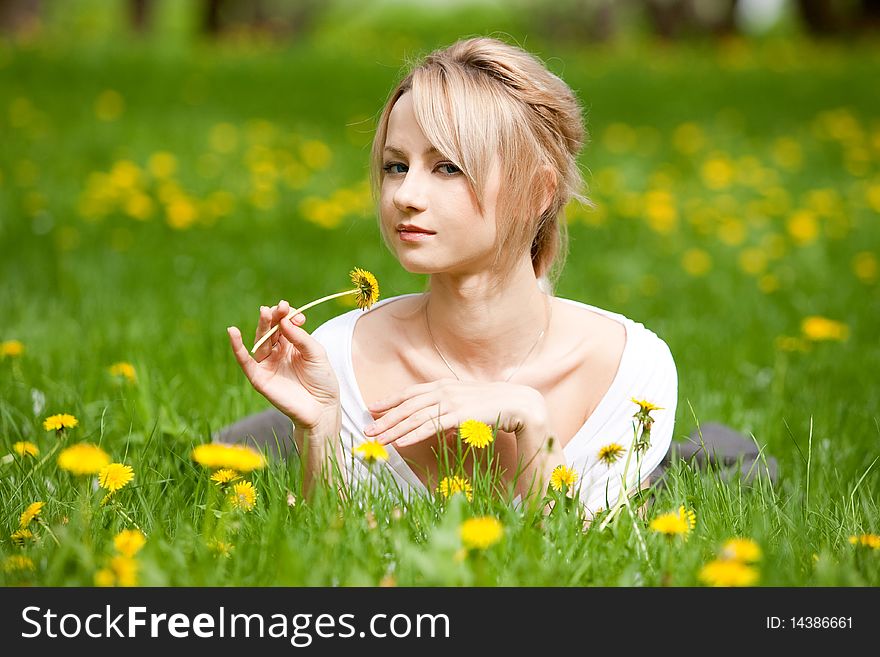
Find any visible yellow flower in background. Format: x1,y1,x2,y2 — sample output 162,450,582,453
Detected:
147,151,177,179
721,538,762,563
598,442,625,466
460,419,494,449
3,555,35,572
699,559,759,587
13,441,39,457
98,463,135,493
437,475,473,501
114,529,146,558
786,209,819,245
108,362,137,383
672,122,705,155
95,89,124,121
191,443,266,472
700,155,734,189
549,465,579,493
1,339,24,357
19,501,44,528
43,413,79,432
649,512,689,536
211,468,240,485
460,517,504,550
801,316,849,342
229,481,258,511
109,555,138,587
10,529,34,546
852,251,878,284
300,139,332,169
681,248,712,277
94,568,116,587
58,443,110,475
353,440,389,464
209,540,235,558
678,505,697,531
848,534,880,549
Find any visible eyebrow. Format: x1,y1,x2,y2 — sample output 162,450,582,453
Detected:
383,145,442,158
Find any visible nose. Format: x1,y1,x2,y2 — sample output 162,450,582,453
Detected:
392,167,428,214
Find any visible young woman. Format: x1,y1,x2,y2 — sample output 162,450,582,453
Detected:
224,37,678,515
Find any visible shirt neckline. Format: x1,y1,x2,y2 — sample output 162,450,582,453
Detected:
343,293,634,490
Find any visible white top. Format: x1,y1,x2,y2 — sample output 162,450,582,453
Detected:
311,293,678,514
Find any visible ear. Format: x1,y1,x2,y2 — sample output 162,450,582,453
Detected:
537,165,558,216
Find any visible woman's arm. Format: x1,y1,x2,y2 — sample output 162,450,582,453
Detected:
294,407,346,500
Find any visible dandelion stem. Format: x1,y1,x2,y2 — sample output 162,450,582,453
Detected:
250,290,359,354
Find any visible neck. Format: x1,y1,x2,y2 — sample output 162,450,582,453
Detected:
421,262,551,382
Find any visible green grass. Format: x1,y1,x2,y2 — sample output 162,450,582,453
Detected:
1,10,879,585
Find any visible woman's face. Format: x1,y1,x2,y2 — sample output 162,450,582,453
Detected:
379,92,501,277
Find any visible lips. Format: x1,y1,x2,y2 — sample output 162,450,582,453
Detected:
396,224,435,234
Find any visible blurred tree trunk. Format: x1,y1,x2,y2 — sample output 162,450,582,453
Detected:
129,0,153,33
0,0,40,33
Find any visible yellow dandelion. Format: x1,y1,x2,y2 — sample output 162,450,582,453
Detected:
19,501,44,528
43,413,79,432
353,440,389,464
598,442,625,466
229,480,258,511
460,419,494,449
678,505,697,531
10,529,34,546
848,534,880,549
94,568,116,587
437,475,473,501
720,538,762,563
3,555,35,572
13,441,39,458
210,540,235,558
211,468,240,485
350,267,380,310
631,398,663,413
549,465,579,492
699,559,759,587
460,516,504,550
113,529,146,557
57,443,111,475
191,443,266,472
649,512,689,536
98,463,134,493
109,555,138,587
801,316,849,342
108,362,137,382
250,268,381,354
1,339,24,357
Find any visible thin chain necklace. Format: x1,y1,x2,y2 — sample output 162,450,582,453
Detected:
424,293,552,383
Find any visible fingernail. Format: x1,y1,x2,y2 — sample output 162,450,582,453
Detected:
295,313,305,322
364,423,376,434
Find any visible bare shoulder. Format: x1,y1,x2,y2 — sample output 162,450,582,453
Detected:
550,298,626,362
352,295,423,357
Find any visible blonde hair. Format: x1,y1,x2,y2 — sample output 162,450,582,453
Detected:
370,36,592,294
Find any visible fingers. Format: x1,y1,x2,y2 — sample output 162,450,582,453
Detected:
253,300,307,361
227,326,258,380
277,316,322,362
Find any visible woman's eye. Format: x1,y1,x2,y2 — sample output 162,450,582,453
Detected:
382,162,407,174
437,162,461,175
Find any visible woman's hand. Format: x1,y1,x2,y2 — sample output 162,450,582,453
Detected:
227,300,340,433
363,378,549,447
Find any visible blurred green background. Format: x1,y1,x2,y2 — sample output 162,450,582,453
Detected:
2,0,879,492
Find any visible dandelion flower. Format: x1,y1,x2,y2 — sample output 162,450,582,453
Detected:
19,501,44,528
114,529,146,558
209,540,234,558
721,538,762,563
549,465,579,492
679,505,697,531
94,568,116,587
649,512,689,536
98,463,134,493
13,441,39,457
460,516,504,550
1,339,24,357
437,475,473,501
631,398,664,413
353,440,389,464
598,442,625,466
848,534,880,549
191,443,266,472
43,413,79,432
229,480,258,511
250,267,381,354
211,468,240,485
108,362,137,382
460,420,494,449
699,559,759,587
57,443,110,475
110,555,138,587
10,529,34,546
3,555,35,572
801,316,849,342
